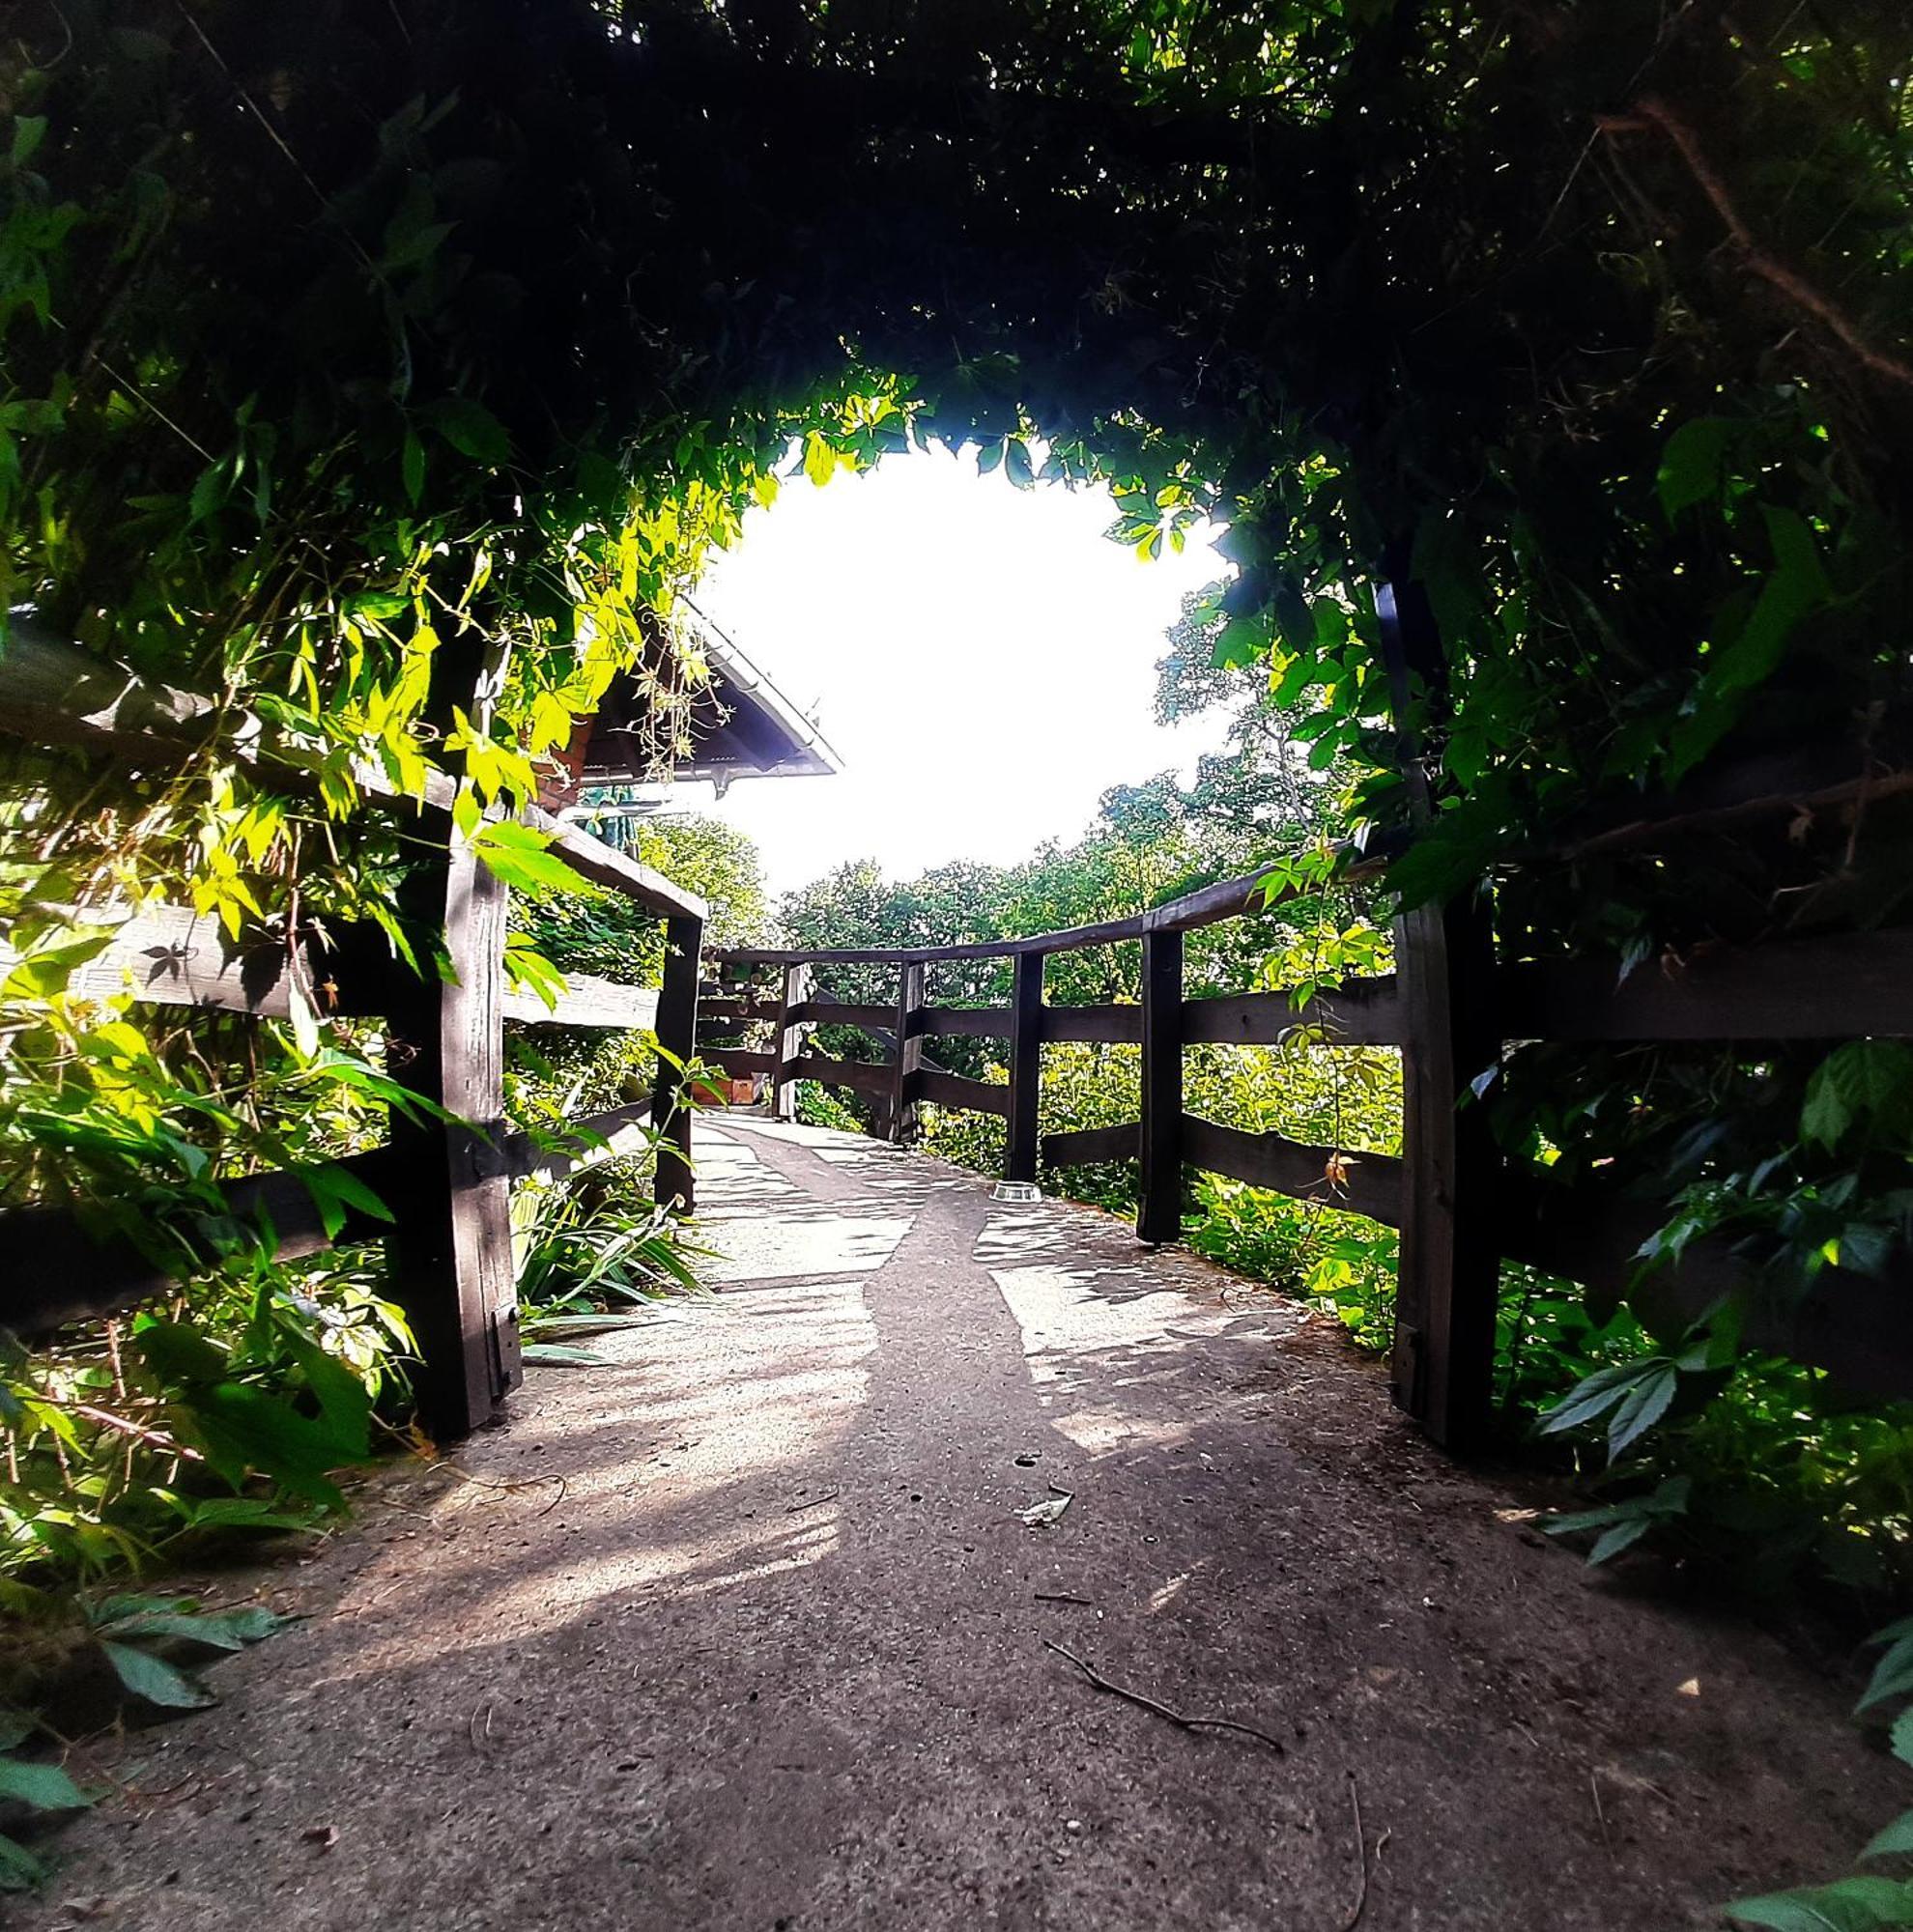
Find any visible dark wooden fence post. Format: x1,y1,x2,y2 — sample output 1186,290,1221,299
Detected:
1378,557,1502,1449
383,634,521,1441
889,960,926,1143
773,960,813,1121
651,913,703,1212
1136,927,1184,1243
1004,950,1045,1185
384,818,524,1440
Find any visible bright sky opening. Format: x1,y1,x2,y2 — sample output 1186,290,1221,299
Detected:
690,444,1233,897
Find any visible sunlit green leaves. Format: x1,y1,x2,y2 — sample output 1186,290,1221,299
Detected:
470,819,584,898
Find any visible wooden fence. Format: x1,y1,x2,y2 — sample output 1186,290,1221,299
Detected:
8,618,1910,1458
704,875,1913,1450
0,628,705,1439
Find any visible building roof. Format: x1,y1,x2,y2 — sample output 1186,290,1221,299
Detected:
577,622,841,792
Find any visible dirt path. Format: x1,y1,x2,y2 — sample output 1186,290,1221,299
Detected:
20,1119,1898,1929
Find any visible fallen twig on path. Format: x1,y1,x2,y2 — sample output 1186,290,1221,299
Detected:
785,1488,840,1514
1041,1639,1284,1755
1034,1592,1095,1605
1589,1766,1612,1853
1340,1771,1377,1931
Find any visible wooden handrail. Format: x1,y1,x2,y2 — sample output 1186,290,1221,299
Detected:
714,857,1382,966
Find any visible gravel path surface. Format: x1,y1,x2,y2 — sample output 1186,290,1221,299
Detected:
17,1117,1898,1930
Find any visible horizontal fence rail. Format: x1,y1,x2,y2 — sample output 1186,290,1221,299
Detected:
7,1098,658,1337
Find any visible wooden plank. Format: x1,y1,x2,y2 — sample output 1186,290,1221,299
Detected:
1042,1004,1142,1044
1179,1116,1404,1227
1004,953,1044,1184
1500,1174,1913,1400
1,1147,401,1334
383,811,523,1441
0,901,304,1019
773,962,814,1122
503,1102,653,1185
794,1053,892,1101
806,1000,895,1030
650,914,702,1212
522,806,707,921
1379,561,1501,1452
922,1005,1013,1038
0,617,462,811
2,1102,660,1335
917,1067,1011,1117
503,973,659,1030
1042,1121,1140,1168
1503,931,1913,1041
0,907,664,1035
1136,928,1184,1244
0,618,257,762
889,962,926,1142
1182,980,1407,1047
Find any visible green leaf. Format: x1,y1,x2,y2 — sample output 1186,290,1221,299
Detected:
1586,1517,1653,1565
402,429,426,506
1538,1359,1650,1435
299,1161,395,1242
428,397,510,466
129,1319,229,1385
185,1381,362,1506
1859,1634,1913,1713
283,1332,373,1457
0,1755,92,1812
803,431,838,486
1657,417,1731,522
112,26,173,60
1891,1708,1913,1771
1272,579,1313,654
1706,506,1832,700
1862,1809,1913,1863
1606,1363,1677,1458
1003,438,1035,488
1803,1042,1913,1152
96,1603,298,1652
10,117,47,168
471,821,584,897
1,933,114,1001
100,1640,217,1710
1725,1876,1913,1930
0,1832,47,1891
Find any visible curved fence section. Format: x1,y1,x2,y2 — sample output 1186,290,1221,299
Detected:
706,867,1913,1451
